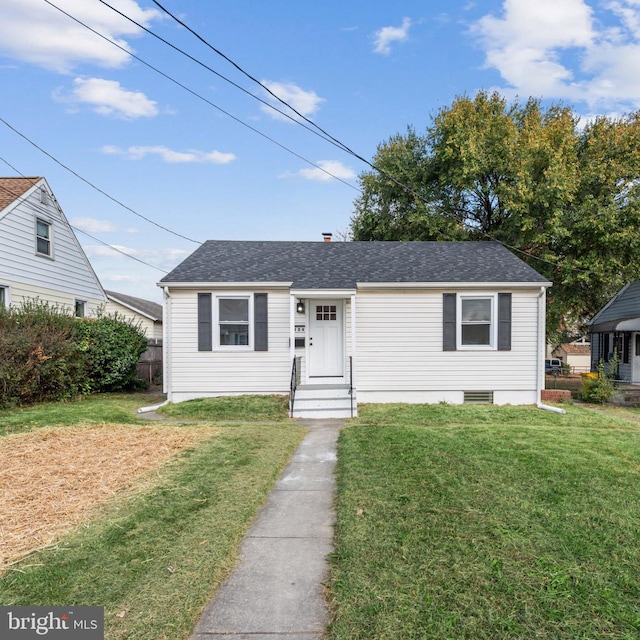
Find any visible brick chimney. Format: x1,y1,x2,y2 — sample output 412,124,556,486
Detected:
322,232,332,242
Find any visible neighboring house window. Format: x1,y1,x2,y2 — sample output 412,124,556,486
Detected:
75,300,86,318
0,286,6,309
197,293,268,352
443,292,511,351
36,218,52,257
218,296,251,347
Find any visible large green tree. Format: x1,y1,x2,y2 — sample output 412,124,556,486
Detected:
351,91,640,342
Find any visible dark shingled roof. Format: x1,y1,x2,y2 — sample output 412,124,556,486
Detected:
105,290,162,321
160,241,549,288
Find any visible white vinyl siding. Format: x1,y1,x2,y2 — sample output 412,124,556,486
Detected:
0,279,104,316
169,288,290,397
354,288,539,395
0,180,105,312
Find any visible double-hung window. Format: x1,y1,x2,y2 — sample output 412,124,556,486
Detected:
36,218,52,257
444,292,511,352
0,286,6,309
75,300,86,318
459,295,495,349
218,296,251,347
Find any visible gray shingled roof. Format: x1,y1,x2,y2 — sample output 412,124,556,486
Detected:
160,241,549,288
589,281,640,332
105,290,162,321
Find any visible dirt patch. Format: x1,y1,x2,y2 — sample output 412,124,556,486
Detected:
0,424,216,571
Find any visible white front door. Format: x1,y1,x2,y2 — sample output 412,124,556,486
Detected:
309,300,344,378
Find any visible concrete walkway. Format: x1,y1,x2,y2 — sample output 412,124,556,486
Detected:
189,418,343,640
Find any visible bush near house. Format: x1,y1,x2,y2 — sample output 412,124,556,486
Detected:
0,301,148,407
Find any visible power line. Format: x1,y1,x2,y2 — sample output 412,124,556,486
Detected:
0,115,200,244
0,159,167,273
43,0,360,191
149,0,357,157
92,0,348,152
40,0,587,275
143,1,580,273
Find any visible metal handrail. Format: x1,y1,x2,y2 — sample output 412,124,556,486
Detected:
289,356,300,417
349,355,354,418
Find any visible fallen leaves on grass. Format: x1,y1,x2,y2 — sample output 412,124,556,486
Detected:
0,424,216,571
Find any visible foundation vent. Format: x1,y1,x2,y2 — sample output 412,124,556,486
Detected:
463,391,494,404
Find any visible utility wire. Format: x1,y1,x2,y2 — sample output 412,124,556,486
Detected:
93,0,347,152
43,0,585,274
145,1,581,273
0,115,199,244
0,159,168,273
43,0,360,191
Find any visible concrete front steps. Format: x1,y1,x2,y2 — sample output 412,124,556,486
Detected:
291,384,356,419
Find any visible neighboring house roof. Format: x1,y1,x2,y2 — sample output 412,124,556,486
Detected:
160,240,549,288
558,344,591,356
0,177,42,216
589,281,640,332
105,290,162,322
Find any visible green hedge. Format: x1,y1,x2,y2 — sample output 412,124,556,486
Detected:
0,301,149,408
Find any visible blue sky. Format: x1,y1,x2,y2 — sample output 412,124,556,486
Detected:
1,0,640,302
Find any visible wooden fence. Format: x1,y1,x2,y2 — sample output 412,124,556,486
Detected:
137,340,162,385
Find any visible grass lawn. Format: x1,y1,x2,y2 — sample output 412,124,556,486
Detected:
327,403,640,640
0,394,305,640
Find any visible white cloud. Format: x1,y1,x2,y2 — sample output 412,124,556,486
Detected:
472,0,640,112
71,217,138,233
260,81,325,121
295,160,357,182
0,0,161,73
101,145,236,164
373,17,412,55
85,244,189,269
64,77,158,119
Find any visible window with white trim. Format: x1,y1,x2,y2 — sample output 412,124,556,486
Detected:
458,294,496,349
0,286,6,309
36,218,52,257
217,295,252,348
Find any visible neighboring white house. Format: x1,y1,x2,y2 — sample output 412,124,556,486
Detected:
159,240,551,418
0,177,105,315
589,281,640,384
105,290,163,343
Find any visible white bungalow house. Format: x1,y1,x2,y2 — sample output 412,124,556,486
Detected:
0,177,105,315
159,240,551,418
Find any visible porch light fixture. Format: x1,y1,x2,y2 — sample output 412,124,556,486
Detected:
296,300,305,314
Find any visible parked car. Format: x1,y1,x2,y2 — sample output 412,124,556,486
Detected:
545,358,563,374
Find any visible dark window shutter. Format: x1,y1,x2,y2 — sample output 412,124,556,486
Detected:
443,293,456,351
254,293,268,351
497,293,512,351
197,293,212,351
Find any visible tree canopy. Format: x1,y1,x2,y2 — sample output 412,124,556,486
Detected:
350,91,640,343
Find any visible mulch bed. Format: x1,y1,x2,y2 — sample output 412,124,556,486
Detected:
0,424,216,572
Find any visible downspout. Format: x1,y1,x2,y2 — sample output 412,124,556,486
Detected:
536,285,566,414
162,285,171,400
139,285,171,414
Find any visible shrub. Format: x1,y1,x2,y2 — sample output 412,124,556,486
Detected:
578,356,618,404
77,312,149,393
0,301,149,407
0,301,88,407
